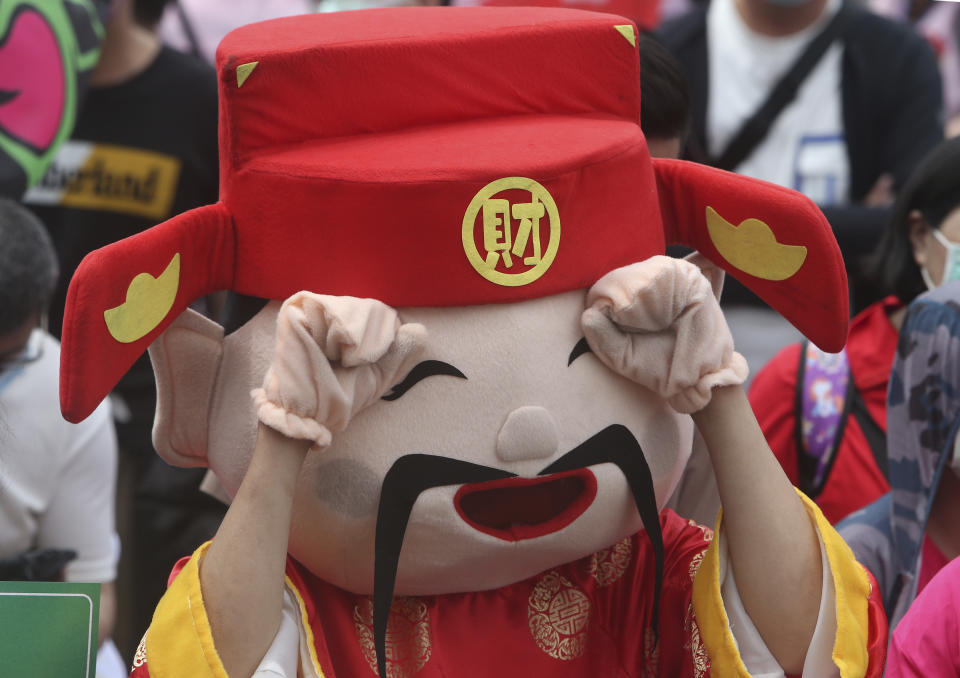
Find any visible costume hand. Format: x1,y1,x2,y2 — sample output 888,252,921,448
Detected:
251,292,426,448
581,255,747,413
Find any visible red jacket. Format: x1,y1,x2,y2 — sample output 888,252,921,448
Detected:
749,297,899,524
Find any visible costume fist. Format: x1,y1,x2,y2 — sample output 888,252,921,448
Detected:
581,255,747,413
251,292,426,447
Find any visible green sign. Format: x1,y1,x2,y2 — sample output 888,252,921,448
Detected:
0,581,100,677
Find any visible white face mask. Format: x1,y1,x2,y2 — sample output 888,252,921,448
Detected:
921,229,960,290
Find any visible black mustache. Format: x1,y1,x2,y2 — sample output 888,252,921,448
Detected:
371,424,664,678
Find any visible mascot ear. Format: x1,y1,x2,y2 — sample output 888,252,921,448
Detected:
149,308,225,468
684,251,724,301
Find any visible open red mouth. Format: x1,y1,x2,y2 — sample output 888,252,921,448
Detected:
454,468,597,541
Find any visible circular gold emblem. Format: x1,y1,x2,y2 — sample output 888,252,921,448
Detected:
462,177,561,287
353,596,432,678
586,535,634,587
528,570,591,660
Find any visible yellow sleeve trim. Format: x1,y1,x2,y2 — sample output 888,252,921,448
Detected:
145,542,229,678
691,490,872,678
810,492,871,677
285,574,326,678
691,509,750,677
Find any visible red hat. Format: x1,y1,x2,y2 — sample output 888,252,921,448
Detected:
59,7,847,422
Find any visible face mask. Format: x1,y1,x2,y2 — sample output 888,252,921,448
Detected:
920,229,960,289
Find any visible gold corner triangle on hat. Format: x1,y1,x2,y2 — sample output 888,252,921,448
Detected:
614,25,636,47
237,61,259,88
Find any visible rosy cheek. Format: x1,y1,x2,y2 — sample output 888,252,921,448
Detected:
313,457,382,518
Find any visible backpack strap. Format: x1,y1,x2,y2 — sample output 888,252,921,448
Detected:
794,341,853,497
849,386,889,480
711,4,853,171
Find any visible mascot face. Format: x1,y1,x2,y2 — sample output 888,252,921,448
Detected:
170,287,692,596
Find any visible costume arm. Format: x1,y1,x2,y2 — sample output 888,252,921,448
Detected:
695,506,885,677
690,385,823,673
131,537,305,678
692,387,886,676
199,424,311,678
747,343,804,487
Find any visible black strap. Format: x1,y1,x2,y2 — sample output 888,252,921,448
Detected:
793,342,809,489
175,1,203,60
711,5,852,171
849,387,889,480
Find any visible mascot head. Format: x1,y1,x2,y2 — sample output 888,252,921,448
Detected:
58,7,848,675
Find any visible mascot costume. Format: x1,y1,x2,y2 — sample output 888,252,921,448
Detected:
57,8,886,677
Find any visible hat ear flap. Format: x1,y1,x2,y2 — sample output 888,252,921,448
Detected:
653,158,848,352
150,309,225,468
59,203,234,423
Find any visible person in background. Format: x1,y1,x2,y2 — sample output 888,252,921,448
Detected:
656,0,943,377
0,199,124,677
748,137,960,525
885,556,960,677
159,0,318,64
22,0,224,661
839,280,960,636
867,0,960,138
638,34,691,159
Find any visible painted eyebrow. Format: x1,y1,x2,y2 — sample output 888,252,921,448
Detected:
568,337,592,366
382,360,467,401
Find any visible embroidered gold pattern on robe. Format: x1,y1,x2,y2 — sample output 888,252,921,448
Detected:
586,535,633,586
687,520,714,544
684,602,710,678
529,570,591,660
132,633,147,668
643,626,661,678
684,543,711,677
354,596,432,677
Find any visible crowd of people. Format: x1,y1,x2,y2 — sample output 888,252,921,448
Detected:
1,0,960,676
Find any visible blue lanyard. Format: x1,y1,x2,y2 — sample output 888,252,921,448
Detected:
0,365,26,396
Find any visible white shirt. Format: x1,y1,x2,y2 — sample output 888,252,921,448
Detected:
0,330,118,583
706,0,850,206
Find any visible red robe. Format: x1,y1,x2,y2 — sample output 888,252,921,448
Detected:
130,508,886,678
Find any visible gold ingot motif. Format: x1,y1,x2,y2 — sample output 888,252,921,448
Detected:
353,596,432,678
528,570,591,660
462,177,561,287
586,535,633,587
705,206,807,281
104,252,181,343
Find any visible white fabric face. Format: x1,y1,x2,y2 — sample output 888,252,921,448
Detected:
201,290,694,596
706,0,850,206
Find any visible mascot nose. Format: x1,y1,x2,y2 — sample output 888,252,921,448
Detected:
496,406,560,462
